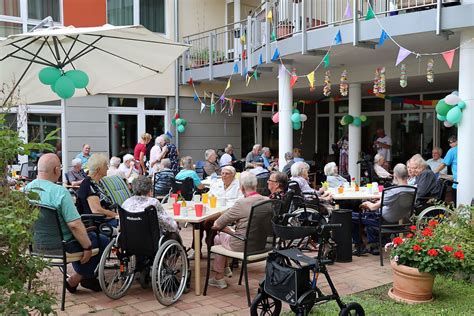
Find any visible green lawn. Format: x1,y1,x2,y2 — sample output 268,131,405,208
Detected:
304,276,473,315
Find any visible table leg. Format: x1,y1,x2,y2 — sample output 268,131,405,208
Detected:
193,223,201,295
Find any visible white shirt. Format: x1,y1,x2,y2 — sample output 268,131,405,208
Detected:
374,164,392,179
107,167,125,178
149,145,163,173
376,135,392,161
209,178,243,207
219,153,233,167
118,163,139,183
427,158,447,175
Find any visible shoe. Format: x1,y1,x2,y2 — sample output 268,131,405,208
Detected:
208,278,228,289
352,247,368,256
65,279,78,293
187,249,195,260
80,278,102,292
369,247,380,256
224,267,233,278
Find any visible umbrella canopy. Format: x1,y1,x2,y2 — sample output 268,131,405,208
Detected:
0,24,189,104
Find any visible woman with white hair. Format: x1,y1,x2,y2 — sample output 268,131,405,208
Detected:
204,149,221,176
374,154,392,179
290,161,332,202
324,162,349,188
107,156,125,178
149,136,168,174
67,158,87,186
209,166,243,206
76,154,118,222
119,154,139,183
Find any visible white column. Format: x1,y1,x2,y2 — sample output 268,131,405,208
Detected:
457,28,474,206
234,0,241,22
278,65,293,171
348,83,361,182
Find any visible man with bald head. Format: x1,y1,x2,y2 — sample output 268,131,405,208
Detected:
25,153,107,292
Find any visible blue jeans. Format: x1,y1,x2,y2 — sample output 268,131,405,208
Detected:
65,232,109,279
351,212,380,245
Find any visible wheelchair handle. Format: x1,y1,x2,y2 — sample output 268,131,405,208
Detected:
321,223,342,231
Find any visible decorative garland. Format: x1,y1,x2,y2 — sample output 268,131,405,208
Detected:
435,92,466,127
427,59,434,83
171,112,188,133
340,70,348,96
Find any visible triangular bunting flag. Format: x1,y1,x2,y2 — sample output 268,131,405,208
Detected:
335,30,342,45
271,48,280,61
210,103,216,114
306,71,315,88
219,94,226,104
267,10,273,22
233,62,239,74
343,0,352,18
395,47,411,66
259,53,263,65
378,30,388,47
442,49,455,69
240,34,246,44
366,7,375,20
187,77,193,86
271,31,277,42
200,102,206,113
246,74,252,86
253,70,258,80
323,53,330,68
242,50,247,60
226,78,231,90
193,93,198,102
290,74,298,88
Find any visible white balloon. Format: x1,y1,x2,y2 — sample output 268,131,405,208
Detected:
300,114,308,122
444,121,453,128
445,94,461,106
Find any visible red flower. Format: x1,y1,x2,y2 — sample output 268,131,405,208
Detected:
422,227,433,237
406,233,414,238
454,250,465,260
409,225,417,231
393,237,403,246
428,219,438,227
418,239,425,243
412,244,422,252
427,249,439,257
443,245,454,252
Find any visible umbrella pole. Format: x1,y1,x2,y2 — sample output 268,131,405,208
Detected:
61,99,68,182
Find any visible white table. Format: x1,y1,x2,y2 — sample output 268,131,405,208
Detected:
328,188,381,201
162,201,229,295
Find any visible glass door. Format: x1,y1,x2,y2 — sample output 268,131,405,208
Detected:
241,116,256,158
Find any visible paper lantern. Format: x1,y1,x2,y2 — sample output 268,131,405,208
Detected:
300,114,308,122
435,99,452,116
54,76,75,99
445,94,461,106
292,121,301,130
272,112,279,123
38,67,62,85
291,113,301,123
353,117,362,127
446,106,462,124
177,125,185,133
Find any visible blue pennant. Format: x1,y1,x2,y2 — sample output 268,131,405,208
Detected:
193,93,198,102
271,48,280,61
378,30,388,47
219,94,226,104
335,30,342,45
258,53,263,65
233,62,239,74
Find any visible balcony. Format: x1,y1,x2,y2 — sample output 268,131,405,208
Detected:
182,0,463,82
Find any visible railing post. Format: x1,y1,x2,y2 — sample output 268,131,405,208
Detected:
301,0,307,54
182,39,188,84
208,32,213,80
327,0,334,25
436,0,442,35
265,2,271,63
247,15,252,69
353,0,359,46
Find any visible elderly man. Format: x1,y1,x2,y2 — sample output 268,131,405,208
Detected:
76,144,91,168
153,158,175,196
175,156,205,191
219,144,235,167
245,144,263,168
268,171,288,200
427,147,447,175
282,152,294,176
373,129,392,167
208,172,268,289
25,153,107,292
411,154,442,202
67,158,87,186
149,135,168,174
434,135,458,203
204,149,221,176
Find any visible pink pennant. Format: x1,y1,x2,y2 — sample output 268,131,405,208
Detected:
395,47,411,66
344,0,352,19
442,50,455,69
290,75,298,88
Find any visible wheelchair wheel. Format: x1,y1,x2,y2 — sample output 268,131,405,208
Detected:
416,205,453,229
151,239,188,306
98,238,136,299
250,291,282,316
339,302,365,316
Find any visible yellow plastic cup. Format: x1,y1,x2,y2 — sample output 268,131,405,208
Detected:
202,193,209,204
210,196,217,208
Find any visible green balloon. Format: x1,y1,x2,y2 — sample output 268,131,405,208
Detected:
359,115,367,122
446,106,462,124
171,118,176,126
181,119,187,126
342,115,353,125
436,114,446,121
292,108,300,114
177,125,185,133
292,121,301,130
291,113,301,123
435,99,452,116
353,117,362,127
65,70,89,88
39,67,62,85
54,76,75,99
457,101,466,110
175,118,183,126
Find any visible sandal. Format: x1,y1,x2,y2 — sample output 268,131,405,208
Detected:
65,279,78,293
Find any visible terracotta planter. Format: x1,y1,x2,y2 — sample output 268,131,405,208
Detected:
388,260,435,304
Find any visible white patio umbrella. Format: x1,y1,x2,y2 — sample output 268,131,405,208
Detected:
0,23,189,174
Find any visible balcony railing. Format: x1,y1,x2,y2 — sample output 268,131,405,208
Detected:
183,0,457,72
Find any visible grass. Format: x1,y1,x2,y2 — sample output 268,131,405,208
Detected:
303,276,473,315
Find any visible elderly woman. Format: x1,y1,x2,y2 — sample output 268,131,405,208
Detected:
209,166,243,206
119,154,139,183
162,134,180,174
134,133,152,175
374,154,392,179
107,156,125,178
204,149,221,176
411,154,442,201
67,158,87,186
406,158,416,186
268,171,288,200
290,161,332,202
324,162,349,188
175,156,205,191
208,172,268,289
122,176,179,238
76,154,118,224
149,135,168,174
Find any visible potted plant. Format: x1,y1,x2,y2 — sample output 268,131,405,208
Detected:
385,209,471,304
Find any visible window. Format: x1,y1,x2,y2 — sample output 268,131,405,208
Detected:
3,112,17,130
262,117,278,156
317,117,329,154
317,101,329,114
27,113,61,160
0,21,22,37
144,97,165,110
145,115,164,139
391,95,420,111
241,102,257,113
241,117,255,157
335,100,348,113
109,114,137,158
140,0,165,33
107,0,133,26
108,97,138,107
28,0,60,22
1,0,20,16
391,113,421,163
361,115,384,157
362,98,384,112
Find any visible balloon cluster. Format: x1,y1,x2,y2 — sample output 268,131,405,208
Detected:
271,109,307,130
340,114,367,127
38,66,89,99
171,113,187,133
435,92,466,128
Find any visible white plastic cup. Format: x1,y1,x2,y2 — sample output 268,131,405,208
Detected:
193,195,201,203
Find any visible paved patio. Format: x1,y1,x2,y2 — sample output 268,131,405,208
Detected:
50,226,393,315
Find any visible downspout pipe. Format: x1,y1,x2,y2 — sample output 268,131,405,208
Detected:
174,0,180,149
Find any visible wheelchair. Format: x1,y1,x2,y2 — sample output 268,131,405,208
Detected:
98,205,189,306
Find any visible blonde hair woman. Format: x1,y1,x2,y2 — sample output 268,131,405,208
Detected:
134,133,152,175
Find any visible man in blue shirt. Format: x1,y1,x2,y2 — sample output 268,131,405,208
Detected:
175,156,205,191
75,144,91,168
434,135,458,204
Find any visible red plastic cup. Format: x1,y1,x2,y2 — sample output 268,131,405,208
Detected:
173,203,181,216
195,203,204,217
378,185,384,193
171,193,179,200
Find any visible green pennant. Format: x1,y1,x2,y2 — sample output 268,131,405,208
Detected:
210,103,216,114
253,70,258,80
271,31,277,42
365,7,375,20
323,53,330,68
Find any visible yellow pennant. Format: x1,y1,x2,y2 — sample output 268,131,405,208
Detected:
267,10,273,22
240,34,246,44
306,71,315,88
226,78,231,90
246,74,252,86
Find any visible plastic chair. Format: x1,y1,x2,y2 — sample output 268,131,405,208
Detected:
100,175,132,206
172,177,195,201
195,160,206,179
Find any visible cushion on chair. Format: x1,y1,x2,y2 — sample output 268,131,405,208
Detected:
48,248,100,264
210,245,270,261
100,175,132,206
